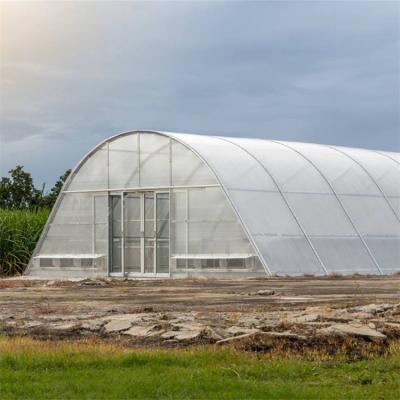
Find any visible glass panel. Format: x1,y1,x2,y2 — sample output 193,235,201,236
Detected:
144,192,154,238
111,238,122,273
144,239,154,273
124,193,141,237
156,193,169,239
156,241,169,273
125,238,141,273
111,196,122,237
110,195,122,273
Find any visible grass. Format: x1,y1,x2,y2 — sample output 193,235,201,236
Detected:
0,337,399,399
0,209,49,275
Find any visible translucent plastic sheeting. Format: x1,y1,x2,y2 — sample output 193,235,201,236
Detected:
38,192,108,256
139,134,170,187
228,190,302,236
66,133,217,192
311,237,378,274
30,131,400,278
387,197,400,220
338,147,400,197
170,133,277,192
278,142,382,196
171,140,217,186
365,237,400,273
285,193,356,236
67,146,108,191
225,138,331,194
170,187,256,272
339,195,400,236
108,135,139,189
256,236,325,276
169,133,326,275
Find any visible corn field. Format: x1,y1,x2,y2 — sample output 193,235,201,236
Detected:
0,209,49,275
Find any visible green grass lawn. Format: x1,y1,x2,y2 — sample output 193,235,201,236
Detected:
0,338,399,399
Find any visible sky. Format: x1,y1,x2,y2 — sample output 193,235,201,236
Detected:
0,1,399,189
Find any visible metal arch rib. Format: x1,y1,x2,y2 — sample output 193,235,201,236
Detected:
374,150,400,166
272,140,383,276
328,145,400,223
217,136,329,276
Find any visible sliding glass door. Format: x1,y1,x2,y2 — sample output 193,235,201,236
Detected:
110,191,170,276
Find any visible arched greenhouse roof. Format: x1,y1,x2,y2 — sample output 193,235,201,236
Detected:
32,130,400,277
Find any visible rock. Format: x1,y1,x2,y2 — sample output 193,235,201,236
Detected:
123,325,157,337
22,321,43,329
262,331,307,340
103,319,132,333
318,323,386,339
50,322,80,331
226,326,261,336
216,330,306,345
289,313,320,323
162,325,222,342
81,319,106,331
348,304,396,315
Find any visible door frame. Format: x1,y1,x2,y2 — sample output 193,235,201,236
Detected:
108,190,170,278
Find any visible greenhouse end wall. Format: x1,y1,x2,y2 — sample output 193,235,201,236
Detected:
26,130,400,279
26,131,264,279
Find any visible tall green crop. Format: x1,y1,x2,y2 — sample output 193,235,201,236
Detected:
0,209,49,275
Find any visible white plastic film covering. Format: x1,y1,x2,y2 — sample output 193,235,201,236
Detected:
339,147,400,197
171,140,217,186
139,134,170,187
67,146,108,191
227,138,331,194
38,192,108,258
30,130,400,278
66,133,217,192
170,186,261,275
108,135,139,189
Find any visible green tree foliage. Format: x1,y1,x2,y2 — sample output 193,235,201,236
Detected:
41,169,71,209
0,165,42,209
0,166,71,210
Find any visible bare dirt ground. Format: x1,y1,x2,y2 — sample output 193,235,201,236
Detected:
1,276,400,357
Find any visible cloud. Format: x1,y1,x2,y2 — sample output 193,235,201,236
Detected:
0,1,399,186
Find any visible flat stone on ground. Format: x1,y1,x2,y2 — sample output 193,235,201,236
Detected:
103,319,132,333
318,323,386,339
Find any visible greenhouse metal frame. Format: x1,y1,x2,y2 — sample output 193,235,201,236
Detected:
26,130,400,279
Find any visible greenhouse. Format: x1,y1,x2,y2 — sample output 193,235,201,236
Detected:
26,130,400,279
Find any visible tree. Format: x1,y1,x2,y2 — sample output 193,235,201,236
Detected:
43,169,71,208
0,166,71,210
0,165,42,209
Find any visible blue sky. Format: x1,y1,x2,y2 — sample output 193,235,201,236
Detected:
0,1,399,188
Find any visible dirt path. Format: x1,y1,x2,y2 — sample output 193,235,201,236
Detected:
1,276,399,356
